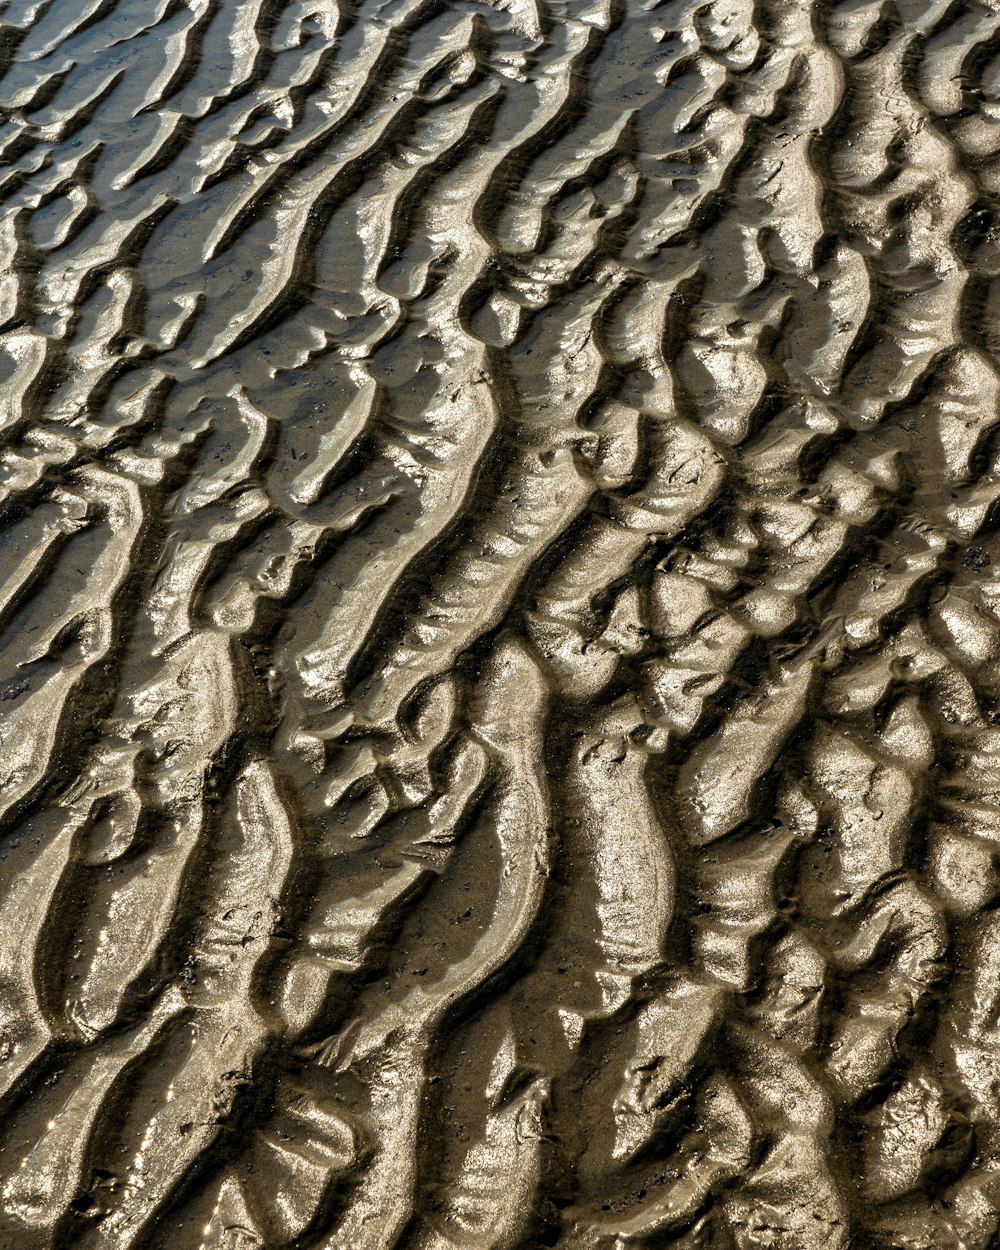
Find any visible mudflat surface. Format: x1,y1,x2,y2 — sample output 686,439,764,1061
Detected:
0,0,997,1247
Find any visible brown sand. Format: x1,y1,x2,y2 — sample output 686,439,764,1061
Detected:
0,0,994,1246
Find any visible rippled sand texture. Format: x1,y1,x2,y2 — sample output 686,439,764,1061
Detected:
2,0,1000,1246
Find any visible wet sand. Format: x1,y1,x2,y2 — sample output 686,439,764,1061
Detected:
0,0,996,1246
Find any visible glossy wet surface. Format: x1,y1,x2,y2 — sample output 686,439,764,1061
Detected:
0,1,997,1247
